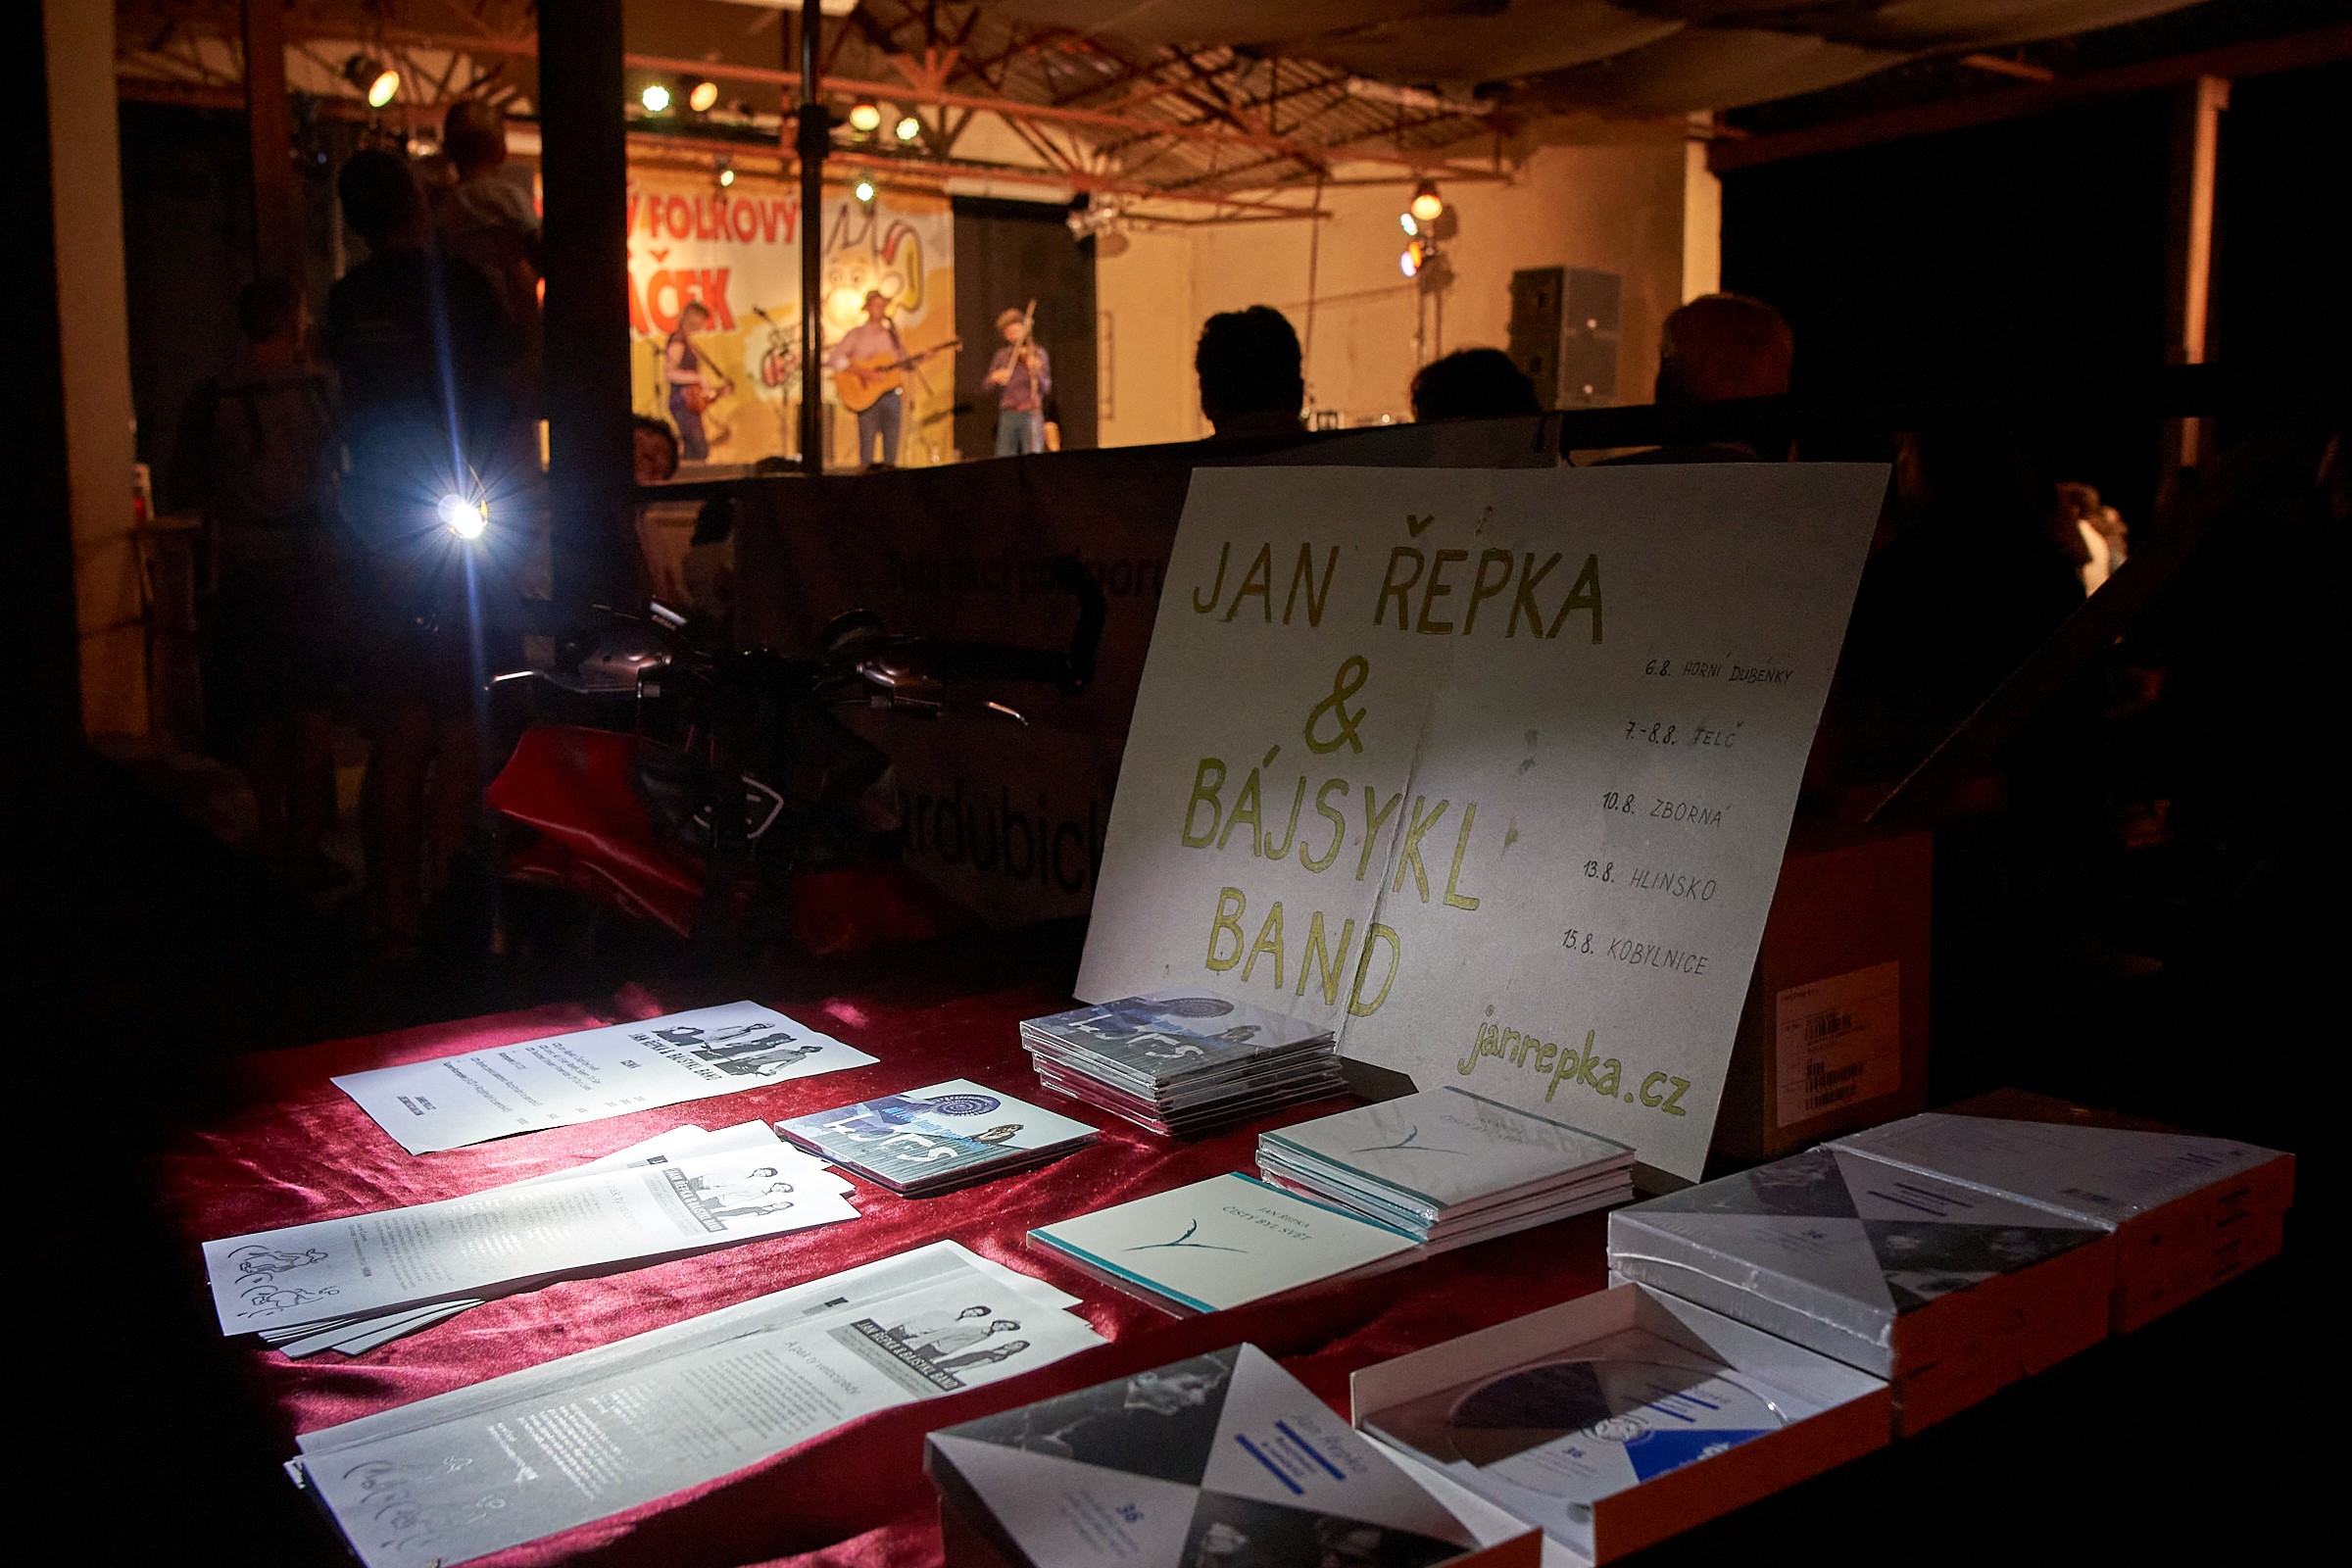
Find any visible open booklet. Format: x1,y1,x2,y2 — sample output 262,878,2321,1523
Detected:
332,1002,878,1154
256,1121,801,1357
287,1241,1104,1568
204,1128,857,1337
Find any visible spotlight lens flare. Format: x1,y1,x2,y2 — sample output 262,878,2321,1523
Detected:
641,83,671,114
688,79,719,113
367,69,400,109
439,494,489,540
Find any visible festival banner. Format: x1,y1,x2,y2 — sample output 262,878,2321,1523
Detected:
626,172,956,467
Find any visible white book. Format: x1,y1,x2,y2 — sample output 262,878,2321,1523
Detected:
1029,1172,1418,1314
1262,1089,1633,1225
1256,1147,1629,1239
1829,1112,2290,1235
332,1002,877,1153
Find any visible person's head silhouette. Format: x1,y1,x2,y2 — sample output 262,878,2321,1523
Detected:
1410,348,1542,421
1654,294,1792,408
1195,307,1305,439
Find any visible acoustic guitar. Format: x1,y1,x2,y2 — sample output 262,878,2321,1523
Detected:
836,337,962,414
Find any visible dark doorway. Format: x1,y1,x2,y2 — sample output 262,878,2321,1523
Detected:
953,197,1098,460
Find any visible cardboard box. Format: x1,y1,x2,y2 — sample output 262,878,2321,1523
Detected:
1711,820,1934,1162
1351,1284,1888,1563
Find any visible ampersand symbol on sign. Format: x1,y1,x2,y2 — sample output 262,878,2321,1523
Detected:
1303,655,1369,755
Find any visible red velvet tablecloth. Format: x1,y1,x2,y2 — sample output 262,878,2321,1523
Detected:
163,978,1610,1568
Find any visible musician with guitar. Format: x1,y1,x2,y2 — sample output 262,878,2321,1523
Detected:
984,302,1053,457
663,300,732,461
827,289,959,469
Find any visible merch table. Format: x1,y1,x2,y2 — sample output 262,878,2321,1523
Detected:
164,971,1610,1568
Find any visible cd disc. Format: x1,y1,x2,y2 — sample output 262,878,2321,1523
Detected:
1442,1356,1787,1468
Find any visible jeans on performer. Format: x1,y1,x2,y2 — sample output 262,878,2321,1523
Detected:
856,389,903,467
667,392,708,461
995,409,1045,457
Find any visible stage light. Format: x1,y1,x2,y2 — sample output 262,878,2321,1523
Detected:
847,100,882,133
439,493,489,540
1398,211,1418,237
853,175,877,206
344,54,400,109
640,82,671,114
1399,239,1426,279
895,114,922,143
1410,179,1444,223
688,79,720,113
718,164,736,188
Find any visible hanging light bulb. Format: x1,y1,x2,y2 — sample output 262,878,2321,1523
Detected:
894,114,922,143
688,79,720,114
640,82,672,114
344,54,401,110
847,100,882,133
1409,179,1444,223
852,175,878,206
1398,211,1418,237
717,163,736,188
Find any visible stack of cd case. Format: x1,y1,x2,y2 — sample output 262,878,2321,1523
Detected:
777,1078,1097,1197
1020,990,1342,1137
1829,1089,2293,1333
1606,1143,2117,1435
1256,1088,1636,1251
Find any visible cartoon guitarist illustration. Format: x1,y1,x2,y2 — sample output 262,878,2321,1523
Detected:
825,289,958,469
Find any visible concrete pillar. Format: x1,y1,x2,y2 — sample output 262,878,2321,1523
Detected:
45,0,144,736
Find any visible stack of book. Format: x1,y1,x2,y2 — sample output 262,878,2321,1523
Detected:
1830,1090,2293,1333
1606,1143,2115,1434
1020,991,1341,1137
1256,1088,1635,1251
778,1078,1098,1197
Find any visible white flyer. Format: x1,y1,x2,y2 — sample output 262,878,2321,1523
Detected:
289,1245,1103,1568
332,1002,878,1153
1076,466,1884,1179
203,1145,855,1334
269,1121,797,1356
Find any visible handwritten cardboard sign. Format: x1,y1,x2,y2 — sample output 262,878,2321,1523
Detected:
1076,465,1886,1178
